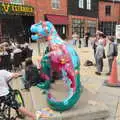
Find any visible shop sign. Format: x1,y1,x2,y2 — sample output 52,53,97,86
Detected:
0,3,34,15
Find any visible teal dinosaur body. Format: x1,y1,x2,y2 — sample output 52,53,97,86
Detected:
30,21,81,111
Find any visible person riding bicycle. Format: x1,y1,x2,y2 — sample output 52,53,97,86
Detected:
0,70,47,120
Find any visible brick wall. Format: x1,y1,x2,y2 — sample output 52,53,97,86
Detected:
99,1,120,22
28,0,67,22
1,0,67,22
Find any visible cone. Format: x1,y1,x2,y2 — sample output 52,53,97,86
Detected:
104,57,120,87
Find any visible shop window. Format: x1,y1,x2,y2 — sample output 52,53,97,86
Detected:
51,0,60,9
87,0,91,10
79,0,84,9
105,5,111,16
72,19,85,38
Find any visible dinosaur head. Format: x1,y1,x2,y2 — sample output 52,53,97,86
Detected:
30,21,57,41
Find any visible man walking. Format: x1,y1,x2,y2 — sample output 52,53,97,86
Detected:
106,36,118,75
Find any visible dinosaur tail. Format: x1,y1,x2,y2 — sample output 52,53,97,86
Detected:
47,70,81,111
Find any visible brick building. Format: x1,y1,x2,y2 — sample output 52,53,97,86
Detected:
99,0,120,35
0,0,68,43
0,0,34,43
28,0,68,39
68,0,98,39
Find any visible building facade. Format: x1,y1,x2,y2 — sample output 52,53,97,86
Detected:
0,0,68,43
99,0,120,35
0,0,34,43
28,0,68,39
68,0,98,39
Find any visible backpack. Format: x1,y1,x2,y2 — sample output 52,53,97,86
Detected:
113,44,118,57
84,60,93,66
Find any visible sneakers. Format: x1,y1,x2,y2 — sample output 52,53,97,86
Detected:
36,111,42,120
95,72,101,75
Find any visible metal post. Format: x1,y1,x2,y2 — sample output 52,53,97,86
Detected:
37,40,41,56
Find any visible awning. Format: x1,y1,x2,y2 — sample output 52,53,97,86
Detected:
46,14,68,25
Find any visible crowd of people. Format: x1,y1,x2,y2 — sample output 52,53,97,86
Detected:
91,31,118,75
72,30,118,76
0,41,33,71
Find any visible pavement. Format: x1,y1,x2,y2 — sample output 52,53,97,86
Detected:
11,41,120,120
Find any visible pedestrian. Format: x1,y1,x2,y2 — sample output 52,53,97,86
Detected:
106,36,118,75
95,40,105,75
98,33,106,47
21,58,43,90
84,32,90,47
72,32,79,46
78,38,81,48
91,34,98,65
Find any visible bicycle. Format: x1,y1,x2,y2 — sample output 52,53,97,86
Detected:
0,78,25,120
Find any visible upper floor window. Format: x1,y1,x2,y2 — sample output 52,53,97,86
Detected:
105,6,111,16
87,0,91,10
51,0,60,9
79,0,84,9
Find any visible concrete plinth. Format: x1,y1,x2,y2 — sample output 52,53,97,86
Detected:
30,83,109,120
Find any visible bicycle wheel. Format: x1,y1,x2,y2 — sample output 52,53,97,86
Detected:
0,104,11,120
13,90,25,119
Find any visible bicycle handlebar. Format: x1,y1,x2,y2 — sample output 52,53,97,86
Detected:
7,74,22,89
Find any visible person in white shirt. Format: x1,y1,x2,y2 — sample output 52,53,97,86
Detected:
72,32,79,45
0,70,36,120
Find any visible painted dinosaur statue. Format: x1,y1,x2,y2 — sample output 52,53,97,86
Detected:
30,21,81,111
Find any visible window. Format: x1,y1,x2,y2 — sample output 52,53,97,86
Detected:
79,0,84,8
51,0,60,9
87,0,91,10
105,6,111,16
72,19,85,38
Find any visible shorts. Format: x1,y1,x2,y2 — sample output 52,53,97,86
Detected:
0,92,21,110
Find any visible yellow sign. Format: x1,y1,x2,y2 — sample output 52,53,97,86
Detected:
2,4,10,12
0,3,34,15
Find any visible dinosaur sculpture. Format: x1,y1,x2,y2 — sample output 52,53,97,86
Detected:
30,21,81,111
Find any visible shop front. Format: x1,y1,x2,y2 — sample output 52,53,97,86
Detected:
99,21,116,36
45,14,68,40
69,16,98,39
0,3,34,44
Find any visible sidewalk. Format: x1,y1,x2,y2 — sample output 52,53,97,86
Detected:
11,42,120,120
74,45,120,120
30,42,120,120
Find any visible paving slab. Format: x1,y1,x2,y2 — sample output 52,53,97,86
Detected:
98,86,120,97
25,79,109,120
60,88,109,120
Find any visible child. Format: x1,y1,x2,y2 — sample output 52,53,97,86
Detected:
22,58,42,90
